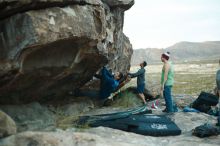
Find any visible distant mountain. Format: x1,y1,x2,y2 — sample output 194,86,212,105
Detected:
131,41,220,65
131,48,163,65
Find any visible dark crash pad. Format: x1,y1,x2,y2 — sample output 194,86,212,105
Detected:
192,91,219,113
77,105,181,136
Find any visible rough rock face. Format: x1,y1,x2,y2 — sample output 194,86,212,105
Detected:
0,110,17,138
0,0,133,103
59,100,94,116
0,102,55,132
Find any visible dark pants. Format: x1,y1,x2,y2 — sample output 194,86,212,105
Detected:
137,83,145,94
74,89,100,98
163,86,174,112
100,67,117,99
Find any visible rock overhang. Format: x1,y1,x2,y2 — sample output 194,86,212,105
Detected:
0,0,133,103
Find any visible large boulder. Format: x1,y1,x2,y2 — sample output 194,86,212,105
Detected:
58,96,94,116
0,102,55,132
0,0,133,103
0,110,17,138
103,0,134,10
0,0,102,19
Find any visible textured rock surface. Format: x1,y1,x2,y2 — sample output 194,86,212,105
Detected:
0,102,55,132
0,110,17,138
0,0,133,103
103,0,134,10
0,0,102,20
0,112,219,146
58,97,94,116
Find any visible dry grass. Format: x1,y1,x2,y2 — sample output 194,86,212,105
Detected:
111,90,142,107
129,62,219,95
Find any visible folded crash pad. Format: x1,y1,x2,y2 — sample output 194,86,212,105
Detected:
77,106,181,136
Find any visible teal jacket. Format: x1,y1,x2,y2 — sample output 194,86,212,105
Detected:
129,67,145,85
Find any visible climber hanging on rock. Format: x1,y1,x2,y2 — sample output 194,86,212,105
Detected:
96,66,124,99
71,66,125,101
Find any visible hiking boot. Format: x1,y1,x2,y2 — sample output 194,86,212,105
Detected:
108,94,114,100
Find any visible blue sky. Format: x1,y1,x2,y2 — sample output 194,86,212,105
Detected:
124,0,220,49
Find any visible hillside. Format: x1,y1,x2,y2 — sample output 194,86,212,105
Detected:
131,41,220,65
